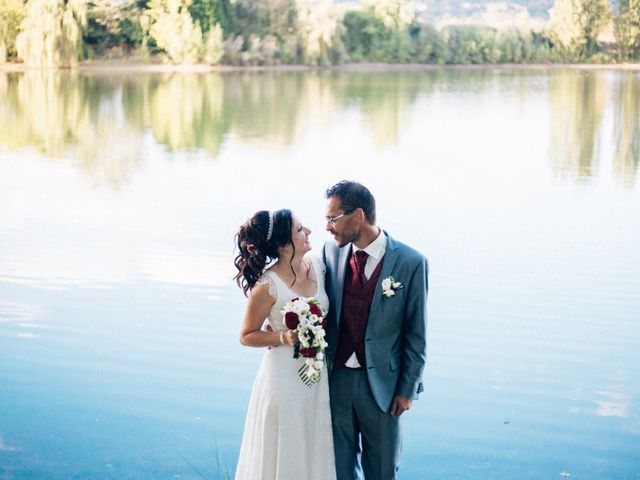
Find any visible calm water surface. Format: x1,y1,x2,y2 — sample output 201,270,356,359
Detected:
1,68,639,479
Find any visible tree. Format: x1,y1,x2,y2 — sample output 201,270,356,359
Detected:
614,0,640,59
362,0,414,31
16,0,87,67
234,0,298,39
0,0,25,61
144,0,203,63
341,10,392,60
549,0,610,58
409,24,448,64
188,0,235,36
231,0,300,63
84,0,147,54
361,0,414,61
297,0,344,65
202,22,224,64
444,26,501,64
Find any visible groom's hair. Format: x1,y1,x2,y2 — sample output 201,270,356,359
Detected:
326,181,376,225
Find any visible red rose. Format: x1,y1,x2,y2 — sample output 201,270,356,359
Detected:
309,302,322,317
284,311,300,330
321,318,328,330
300,347,316,358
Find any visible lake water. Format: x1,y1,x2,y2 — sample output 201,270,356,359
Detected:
1,67,639,479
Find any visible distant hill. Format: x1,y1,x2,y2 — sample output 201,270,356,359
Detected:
415,0,555,20
336,1,619,23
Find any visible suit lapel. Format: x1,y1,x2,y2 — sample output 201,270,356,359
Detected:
368,233,400,323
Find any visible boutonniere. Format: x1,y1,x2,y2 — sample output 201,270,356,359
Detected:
381,276,403,298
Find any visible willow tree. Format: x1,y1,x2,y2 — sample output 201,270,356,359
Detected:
16,0,87,67
549,0,610,58
297,0,344,65
0,0,25,61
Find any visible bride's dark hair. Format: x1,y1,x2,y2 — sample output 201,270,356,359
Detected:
234,209,294,296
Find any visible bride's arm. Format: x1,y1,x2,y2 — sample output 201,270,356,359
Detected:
239,283,297,347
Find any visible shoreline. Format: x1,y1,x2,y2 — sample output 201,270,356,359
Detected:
2,60,640,73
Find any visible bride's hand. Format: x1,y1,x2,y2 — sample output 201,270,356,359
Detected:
283,330,298,346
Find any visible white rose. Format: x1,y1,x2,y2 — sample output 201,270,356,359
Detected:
382,278,392,290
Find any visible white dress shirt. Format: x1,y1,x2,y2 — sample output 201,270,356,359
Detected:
345,230,387,368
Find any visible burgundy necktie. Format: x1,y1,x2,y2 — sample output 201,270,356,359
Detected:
354,250,369,286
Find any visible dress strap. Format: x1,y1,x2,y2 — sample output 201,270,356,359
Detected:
256,272,277,299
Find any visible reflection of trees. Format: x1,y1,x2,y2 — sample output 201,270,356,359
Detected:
0,69,498,173
613,73,639,188
122,74,227,156
0,72,92,156
332,71,426,148
0,72,142,188
120,70,424,153
549,70,606,181
121,72,307,154
224,73,306,148
4,68,638,191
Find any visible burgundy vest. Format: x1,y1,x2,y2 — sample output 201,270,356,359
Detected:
334,253,384,368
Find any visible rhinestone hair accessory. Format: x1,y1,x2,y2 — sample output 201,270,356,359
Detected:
266,211,274,241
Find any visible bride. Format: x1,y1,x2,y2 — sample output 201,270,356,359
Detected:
233,209,336,480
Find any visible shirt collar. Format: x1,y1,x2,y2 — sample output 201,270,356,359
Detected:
352,229,387,260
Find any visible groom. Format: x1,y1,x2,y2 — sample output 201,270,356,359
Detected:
322,180,428,480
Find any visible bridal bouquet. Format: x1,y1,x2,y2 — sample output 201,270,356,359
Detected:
281,297,328,387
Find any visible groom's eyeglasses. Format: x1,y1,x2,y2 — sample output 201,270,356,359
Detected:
326,209,355,226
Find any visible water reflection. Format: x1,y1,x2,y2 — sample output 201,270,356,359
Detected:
613,74,640,188
549,70,606,182
332,72,423,148
0,301,36,323
1,69,639,187
2,68,640,480
0,435,19,452
0,72,90,156
0,72,141,188
595,390,630,418
122,74,228,155
593,370,633,418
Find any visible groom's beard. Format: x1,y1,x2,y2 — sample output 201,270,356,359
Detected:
333,227,359,248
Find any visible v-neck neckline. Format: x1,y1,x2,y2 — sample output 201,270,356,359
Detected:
268,259,319,298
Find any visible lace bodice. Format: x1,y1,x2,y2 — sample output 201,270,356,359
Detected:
257,256,329,333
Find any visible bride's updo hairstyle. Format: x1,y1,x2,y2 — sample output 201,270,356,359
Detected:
234,209,293,296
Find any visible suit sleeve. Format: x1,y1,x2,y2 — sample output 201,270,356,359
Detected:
396,256,428,400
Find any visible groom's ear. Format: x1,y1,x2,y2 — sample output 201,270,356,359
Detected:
354,208,366,224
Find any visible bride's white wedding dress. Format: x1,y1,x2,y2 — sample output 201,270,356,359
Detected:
235,256,336,480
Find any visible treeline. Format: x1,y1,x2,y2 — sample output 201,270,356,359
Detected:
1,0,639,67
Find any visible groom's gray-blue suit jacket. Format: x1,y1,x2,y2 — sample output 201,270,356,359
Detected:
323,232,428,412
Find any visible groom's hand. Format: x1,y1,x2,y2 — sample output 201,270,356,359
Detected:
390,396,412,416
